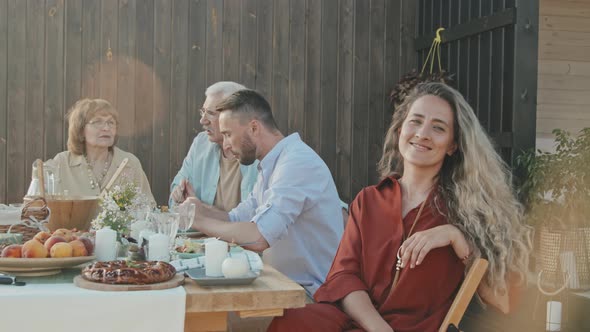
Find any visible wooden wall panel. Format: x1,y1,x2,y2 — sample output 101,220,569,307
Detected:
0,0,7,203
6,0,27,203
0,0,417,205
45,0,65,160
538,0,590,141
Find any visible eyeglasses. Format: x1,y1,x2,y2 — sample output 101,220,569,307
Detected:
87,119,117,129
199,108,218,120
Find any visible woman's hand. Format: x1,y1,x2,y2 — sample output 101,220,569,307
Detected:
399,224,470,268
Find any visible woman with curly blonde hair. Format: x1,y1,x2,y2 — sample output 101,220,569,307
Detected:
269,82,531,332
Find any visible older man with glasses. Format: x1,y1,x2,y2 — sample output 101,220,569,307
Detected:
169,82,259,211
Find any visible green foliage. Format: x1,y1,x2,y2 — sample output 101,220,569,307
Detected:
516,128,590,228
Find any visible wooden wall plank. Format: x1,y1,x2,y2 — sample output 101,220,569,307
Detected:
6,0,26,203
100,0,118,105
239,0,257,88
288,0,305,135
351,0,370,195
304,0,321,150
25,0,45,189
540,15,590,33
367,0,386,185
539,60,590,76
81,0,101,98
320,0,338,175
271,0,289,134
538,74,590,90
206,0,223,85
538,104,590,121
65,0,82,124
538,89,590,105
170,0,189,189
222,0,240,81
45,0,65,159
117,0,137,152
336,0,354,202
0,0,7,202
255,0,273,98
134,0,155,186
540,30,590,47
153,0,173,205
540,0,590,19
188,0,207,138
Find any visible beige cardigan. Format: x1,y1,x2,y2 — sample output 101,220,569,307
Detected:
41,147,156,206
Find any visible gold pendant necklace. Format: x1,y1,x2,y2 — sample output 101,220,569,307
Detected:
391,195,429,291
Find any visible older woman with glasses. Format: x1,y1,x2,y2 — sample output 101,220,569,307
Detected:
33,98,155,205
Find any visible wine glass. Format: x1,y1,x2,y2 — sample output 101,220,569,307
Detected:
177,203,196,240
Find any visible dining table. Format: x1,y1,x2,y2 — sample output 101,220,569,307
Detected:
0,263,306,332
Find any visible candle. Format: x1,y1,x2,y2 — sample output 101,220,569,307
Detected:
148,233,170,262
95,227,117,261
138,229,155,246
205,239,228,277
546,301,562,331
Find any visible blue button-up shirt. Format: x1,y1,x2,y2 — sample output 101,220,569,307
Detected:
170,132,259,207
229,133,344,295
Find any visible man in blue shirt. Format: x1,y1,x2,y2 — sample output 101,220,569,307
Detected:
184,89,344,296
169,82,258,211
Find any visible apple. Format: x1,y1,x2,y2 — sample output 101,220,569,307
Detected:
1,244,23,258
221,256,250,278
77,236,94,255
52,228,75,242
22,239,48,258
33,231,52,244
50,242,73,258
69,240,88,257
44,236,66,252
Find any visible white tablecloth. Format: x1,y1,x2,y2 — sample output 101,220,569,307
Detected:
0,282,186,332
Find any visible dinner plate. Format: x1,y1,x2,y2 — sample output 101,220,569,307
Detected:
0,256,95,276
186,266,257,286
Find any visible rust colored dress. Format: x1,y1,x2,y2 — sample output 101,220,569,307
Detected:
268,177,465,332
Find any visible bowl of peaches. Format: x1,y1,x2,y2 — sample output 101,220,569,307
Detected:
0,228,95,276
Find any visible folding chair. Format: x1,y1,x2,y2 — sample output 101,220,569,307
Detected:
438,258,489,332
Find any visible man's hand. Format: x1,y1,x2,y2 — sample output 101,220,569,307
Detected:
171,179,196,205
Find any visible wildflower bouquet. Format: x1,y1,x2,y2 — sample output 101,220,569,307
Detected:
91,182,151,236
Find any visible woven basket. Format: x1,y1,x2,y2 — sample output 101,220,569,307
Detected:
536,226,590,290
0,197,50,243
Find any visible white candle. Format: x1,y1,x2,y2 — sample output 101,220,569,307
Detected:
205,239,228,277
546,301,562,331
95,227,117,262
138,229,155,246
148,233,170,262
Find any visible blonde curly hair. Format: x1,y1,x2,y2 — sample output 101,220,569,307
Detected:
378,82,532,295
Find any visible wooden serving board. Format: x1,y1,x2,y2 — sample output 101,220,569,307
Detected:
73,274,184,291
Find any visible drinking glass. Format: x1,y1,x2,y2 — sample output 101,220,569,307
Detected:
177,203,196,239
147,211,179,251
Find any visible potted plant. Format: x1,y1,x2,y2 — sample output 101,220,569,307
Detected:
517,128,590,290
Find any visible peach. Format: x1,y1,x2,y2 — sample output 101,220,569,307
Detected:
33,231,52,245
52,228,75,242
44,236,66,252
50,242,73,258
1,244,23,258
77,237,94,255
22,239,49,258
69,240,88,257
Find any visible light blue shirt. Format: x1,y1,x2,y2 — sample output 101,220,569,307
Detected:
170,132,259,207
229,133,344,296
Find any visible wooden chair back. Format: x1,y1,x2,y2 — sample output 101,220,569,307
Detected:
438,258,489,332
